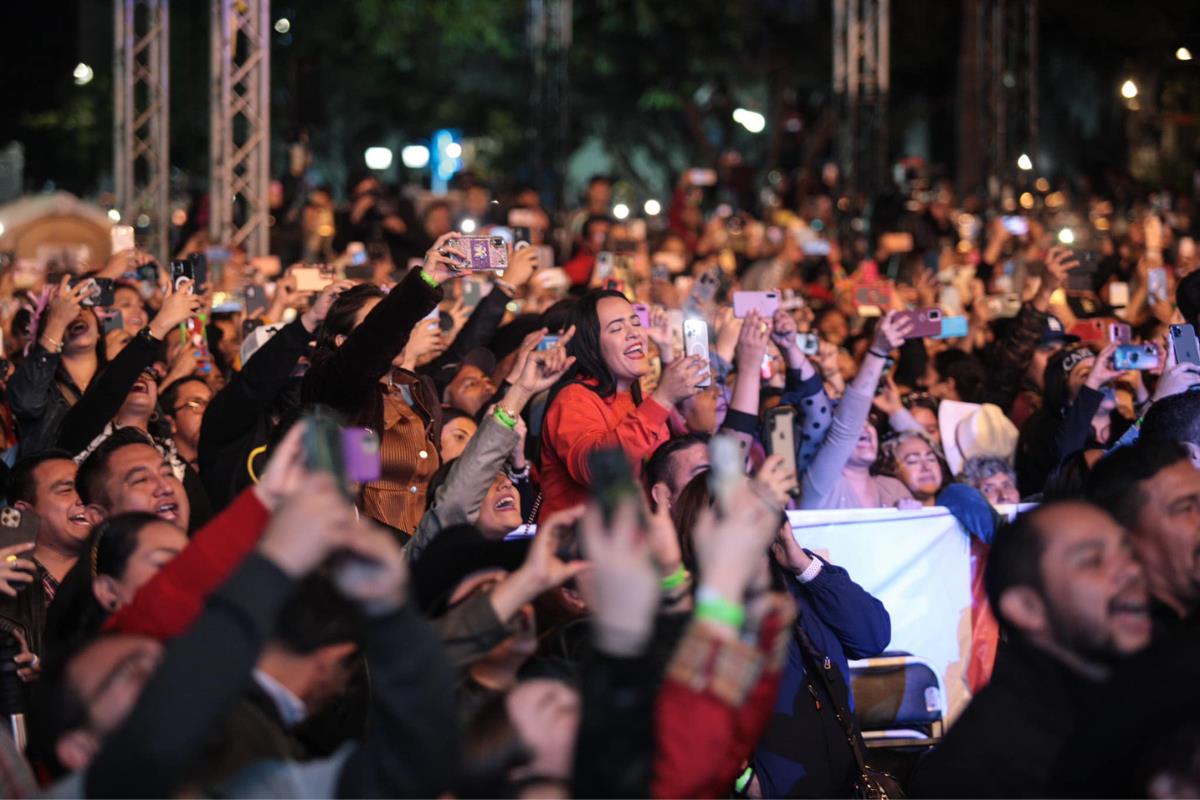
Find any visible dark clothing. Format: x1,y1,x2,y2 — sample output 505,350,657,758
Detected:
56,327,162,455
422,286,511,394
0,561,54,662
189,683,307,791
199,317,313,511
7,342,85,456
752,556,891,798
1015,386,1104,496
573,650,657,799
909,640,1101,798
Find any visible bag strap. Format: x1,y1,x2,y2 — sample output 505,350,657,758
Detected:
792,611,871,775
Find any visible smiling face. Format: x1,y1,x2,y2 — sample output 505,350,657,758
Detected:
117,368,160,421
27,458,90,550
892,435,943,502
1032,504,1152,661
595,296,649,388
98,444,190,529
848,421,879,468
1129,459,1200,615
112,286,148,335
476,473,522,538
445,365,496,416
167,379,212,451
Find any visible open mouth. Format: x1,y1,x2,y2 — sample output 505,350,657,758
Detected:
130,380,150,395
624,343,645,360
67,320,89,338
68,512,89,527
1109,598,1149,619
493,493,518,513
156,502,179,521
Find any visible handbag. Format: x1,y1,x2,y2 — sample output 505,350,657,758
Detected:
793,617,906,799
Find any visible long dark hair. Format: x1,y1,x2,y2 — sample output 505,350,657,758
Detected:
42,512,163,657
313,283,386,357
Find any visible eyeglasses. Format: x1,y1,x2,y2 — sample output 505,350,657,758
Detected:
173,398,209,414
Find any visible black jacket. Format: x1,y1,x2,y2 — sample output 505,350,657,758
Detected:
7,343,84,457
909,639,1102,798
198,317,312,511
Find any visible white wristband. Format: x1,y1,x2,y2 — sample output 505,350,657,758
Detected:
795,556,823,584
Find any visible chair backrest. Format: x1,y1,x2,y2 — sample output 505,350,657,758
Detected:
849,654,945,735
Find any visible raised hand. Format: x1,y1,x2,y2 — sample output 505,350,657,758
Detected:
1042,246,1080,294
501,244,540,289
489,506,591,621
579,500,660,656
425,232,470,284
689,477,781,608
301,279,355,333
735,310,770,372
40,276,90,347
256,472,357,578
252,420,310,511
0,542,35,598
646,305,675,362
753,454,797,508
1085,343,1123,391
652,354,709,408
332,519,410,616
871,311,911,354
149,279,203,340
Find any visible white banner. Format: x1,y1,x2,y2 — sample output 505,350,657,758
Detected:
788,506,975,720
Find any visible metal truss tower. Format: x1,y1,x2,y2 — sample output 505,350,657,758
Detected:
528,0,571,209
832,0,890,196
113,0,170,264
958,0,1038,197
210,0,271,257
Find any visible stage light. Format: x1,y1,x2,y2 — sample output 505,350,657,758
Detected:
733,108,766,133
613,203,630,220
1017,153,1033,171
1057,228,1075,245
445,142,462,159
1177,47,1193,62
1121,79,1138,99
107,209,121,222
364,147,393,170
73,63,94,86
643,199,661,216
401,145,430,169
274,18,291,33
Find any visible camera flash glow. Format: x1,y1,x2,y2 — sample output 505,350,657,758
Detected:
733,108,766,133
73,63,94,86
1121,79,1138,99
1177,47,1194,62
1017,153,1033,171
1057,228,1075,245
401,145,430,169
643,199,662,216
460,218,477,234
107,209,121,222
364,147,393,170
613,203,630,220
445,142,462,159
274,18,291,34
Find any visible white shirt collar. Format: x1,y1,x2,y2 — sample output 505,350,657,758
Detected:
252,668,307,728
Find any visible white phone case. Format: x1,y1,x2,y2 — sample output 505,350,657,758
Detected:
683,319,711,388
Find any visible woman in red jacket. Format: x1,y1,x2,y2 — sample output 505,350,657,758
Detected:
538,289,707,520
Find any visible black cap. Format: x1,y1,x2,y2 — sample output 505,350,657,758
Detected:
411,524,530,615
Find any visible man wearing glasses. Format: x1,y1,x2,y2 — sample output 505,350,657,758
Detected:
160,378,213,472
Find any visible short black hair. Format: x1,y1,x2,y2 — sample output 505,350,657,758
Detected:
1140,391,1200,447
984,506,1054,631
644,433,710,500
945,357,987,403
1177,270,1200,328
6,449,74,506
581,214,611,240
273,575,367,656
76,428,157,508
159,376,209,419
1085,440,1192,531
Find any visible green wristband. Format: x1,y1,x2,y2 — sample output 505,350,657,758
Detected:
695,589,745,629
493,406,517,430
418,269,439,288
660,565,691,591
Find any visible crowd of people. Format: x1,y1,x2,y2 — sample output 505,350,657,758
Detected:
0,160,1197,798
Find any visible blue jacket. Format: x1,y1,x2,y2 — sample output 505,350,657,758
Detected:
752,554,891,798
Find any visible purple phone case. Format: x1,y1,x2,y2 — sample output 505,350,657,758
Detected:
342,428,381,483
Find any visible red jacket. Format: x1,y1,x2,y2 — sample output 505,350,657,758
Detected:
104,487,271,640
653,599,794,799
538,381,671,520
564,250,596,287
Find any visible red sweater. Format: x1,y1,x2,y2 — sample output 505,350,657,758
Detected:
104,487,271,640
538,381,671,521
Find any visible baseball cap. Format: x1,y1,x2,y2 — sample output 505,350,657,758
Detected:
1038,315,1079,347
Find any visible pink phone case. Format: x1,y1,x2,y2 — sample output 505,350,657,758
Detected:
895,308,943,339
633,303,651,329
445,237,509,272
732,291,780,319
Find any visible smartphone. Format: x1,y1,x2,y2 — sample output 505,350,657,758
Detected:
169,259,193,289
444,236,510,272
633,303,651,329
536,334,560,352
854,282,894,309
732,290,781,319
1170,324,1200,366
341,428,381,484
1108,281,1130,307
683,318,711,388
587,447,641,526
511,226,533,247
69,277,116,308
102,310,125,335
292,267,333,293
187,252,208,291
110,224,135,253
244,284,268,316
490,226,515,248
1113,344,1160,371
1068,319,1107,344
707,435,743,516
508,208,540,229
802,239,832,257
462,279,485,310
690,268,720,306
594,251,616,281
895,307,943,339
879,232,915,254
0,507,39,552
1109,323,1132,345
983,293,1021,319
302,413,350,495
1149,267,1169,304
1068,251,1101,292
764,406,800,498
346,242,368,267
936,315,969,339
796,332,820,356
1001,216,1029,237
687,168,718,187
